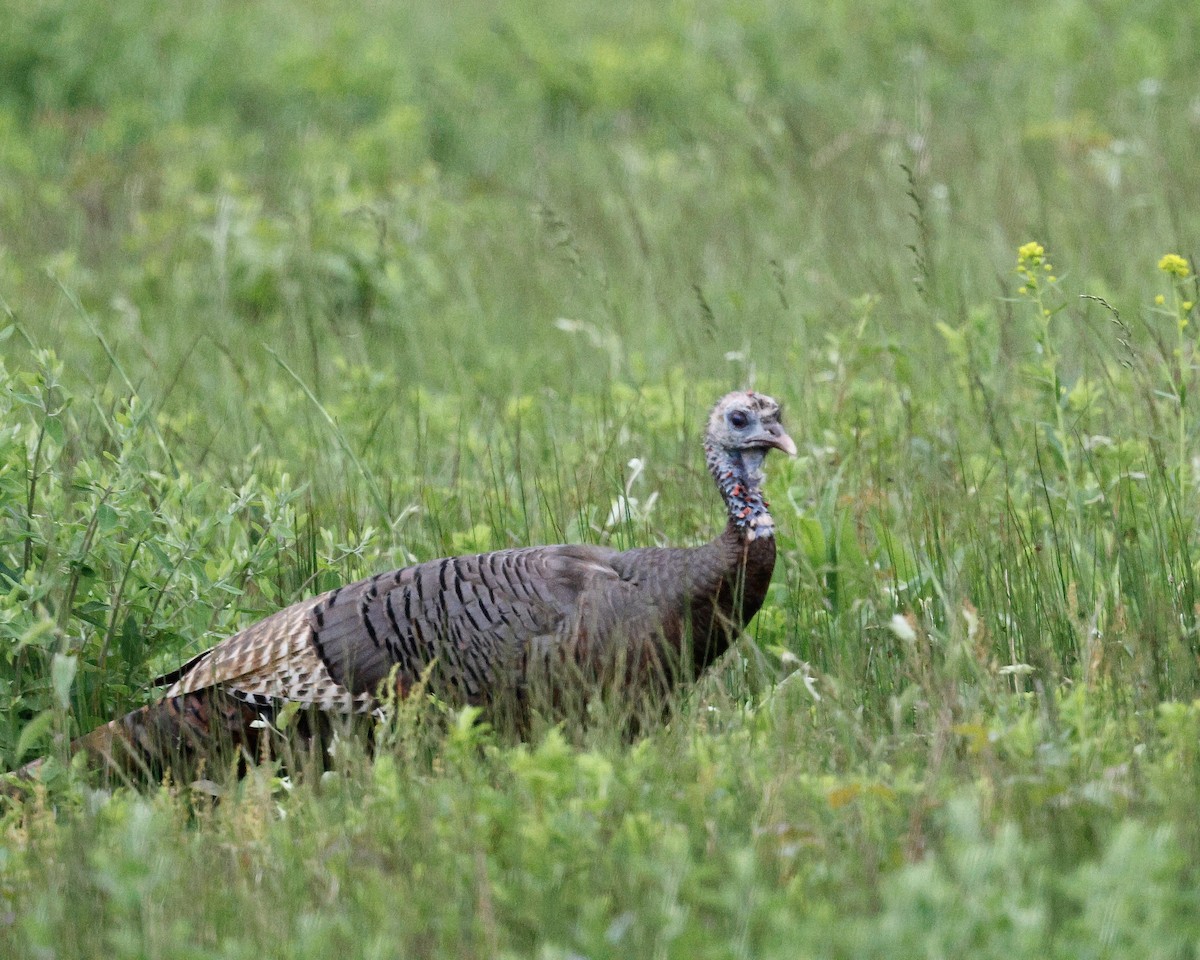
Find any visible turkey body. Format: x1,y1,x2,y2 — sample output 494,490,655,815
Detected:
19,391,795,782
165,524,775,712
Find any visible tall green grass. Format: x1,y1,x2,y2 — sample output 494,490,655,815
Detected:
2,0,1200,954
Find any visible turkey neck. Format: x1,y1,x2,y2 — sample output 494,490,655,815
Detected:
676,521,776,677
680,439,780,673
705,439,776,541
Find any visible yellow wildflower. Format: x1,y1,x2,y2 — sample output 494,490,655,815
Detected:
1185,301,1195,311
1155,294,1165,305
1016,241,1053,286
1158,254,1190,278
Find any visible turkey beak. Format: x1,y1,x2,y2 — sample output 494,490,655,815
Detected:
763,423,797,457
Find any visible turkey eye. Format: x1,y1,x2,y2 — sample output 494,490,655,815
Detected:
729,410,749,429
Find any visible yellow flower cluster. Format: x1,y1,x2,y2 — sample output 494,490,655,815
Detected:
1018,241,1044,263
1016,240,1055,296
1155,254,1195,330
1158,253,1191,278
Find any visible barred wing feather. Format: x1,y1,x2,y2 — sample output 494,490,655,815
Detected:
162,545,627,711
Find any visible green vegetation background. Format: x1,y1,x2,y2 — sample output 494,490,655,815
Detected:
2,0,1200,955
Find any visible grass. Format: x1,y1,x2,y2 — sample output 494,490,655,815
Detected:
2,0,1200,954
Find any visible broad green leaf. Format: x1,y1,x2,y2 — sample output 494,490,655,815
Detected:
15,709,55,762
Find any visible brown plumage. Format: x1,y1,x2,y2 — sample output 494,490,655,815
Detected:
16,391,795,782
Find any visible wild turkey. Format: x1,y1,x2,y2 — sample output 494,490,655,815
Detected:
16,390,795,782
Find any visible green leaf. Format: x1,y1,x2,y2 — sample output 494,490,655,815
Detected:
275,699,302,731
15,709,55,762
43,415,65,446
795,516,826,569
51,653,77,710
74,600,110,627
835,509,866,570
96,503,119,531
14,618,57,653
